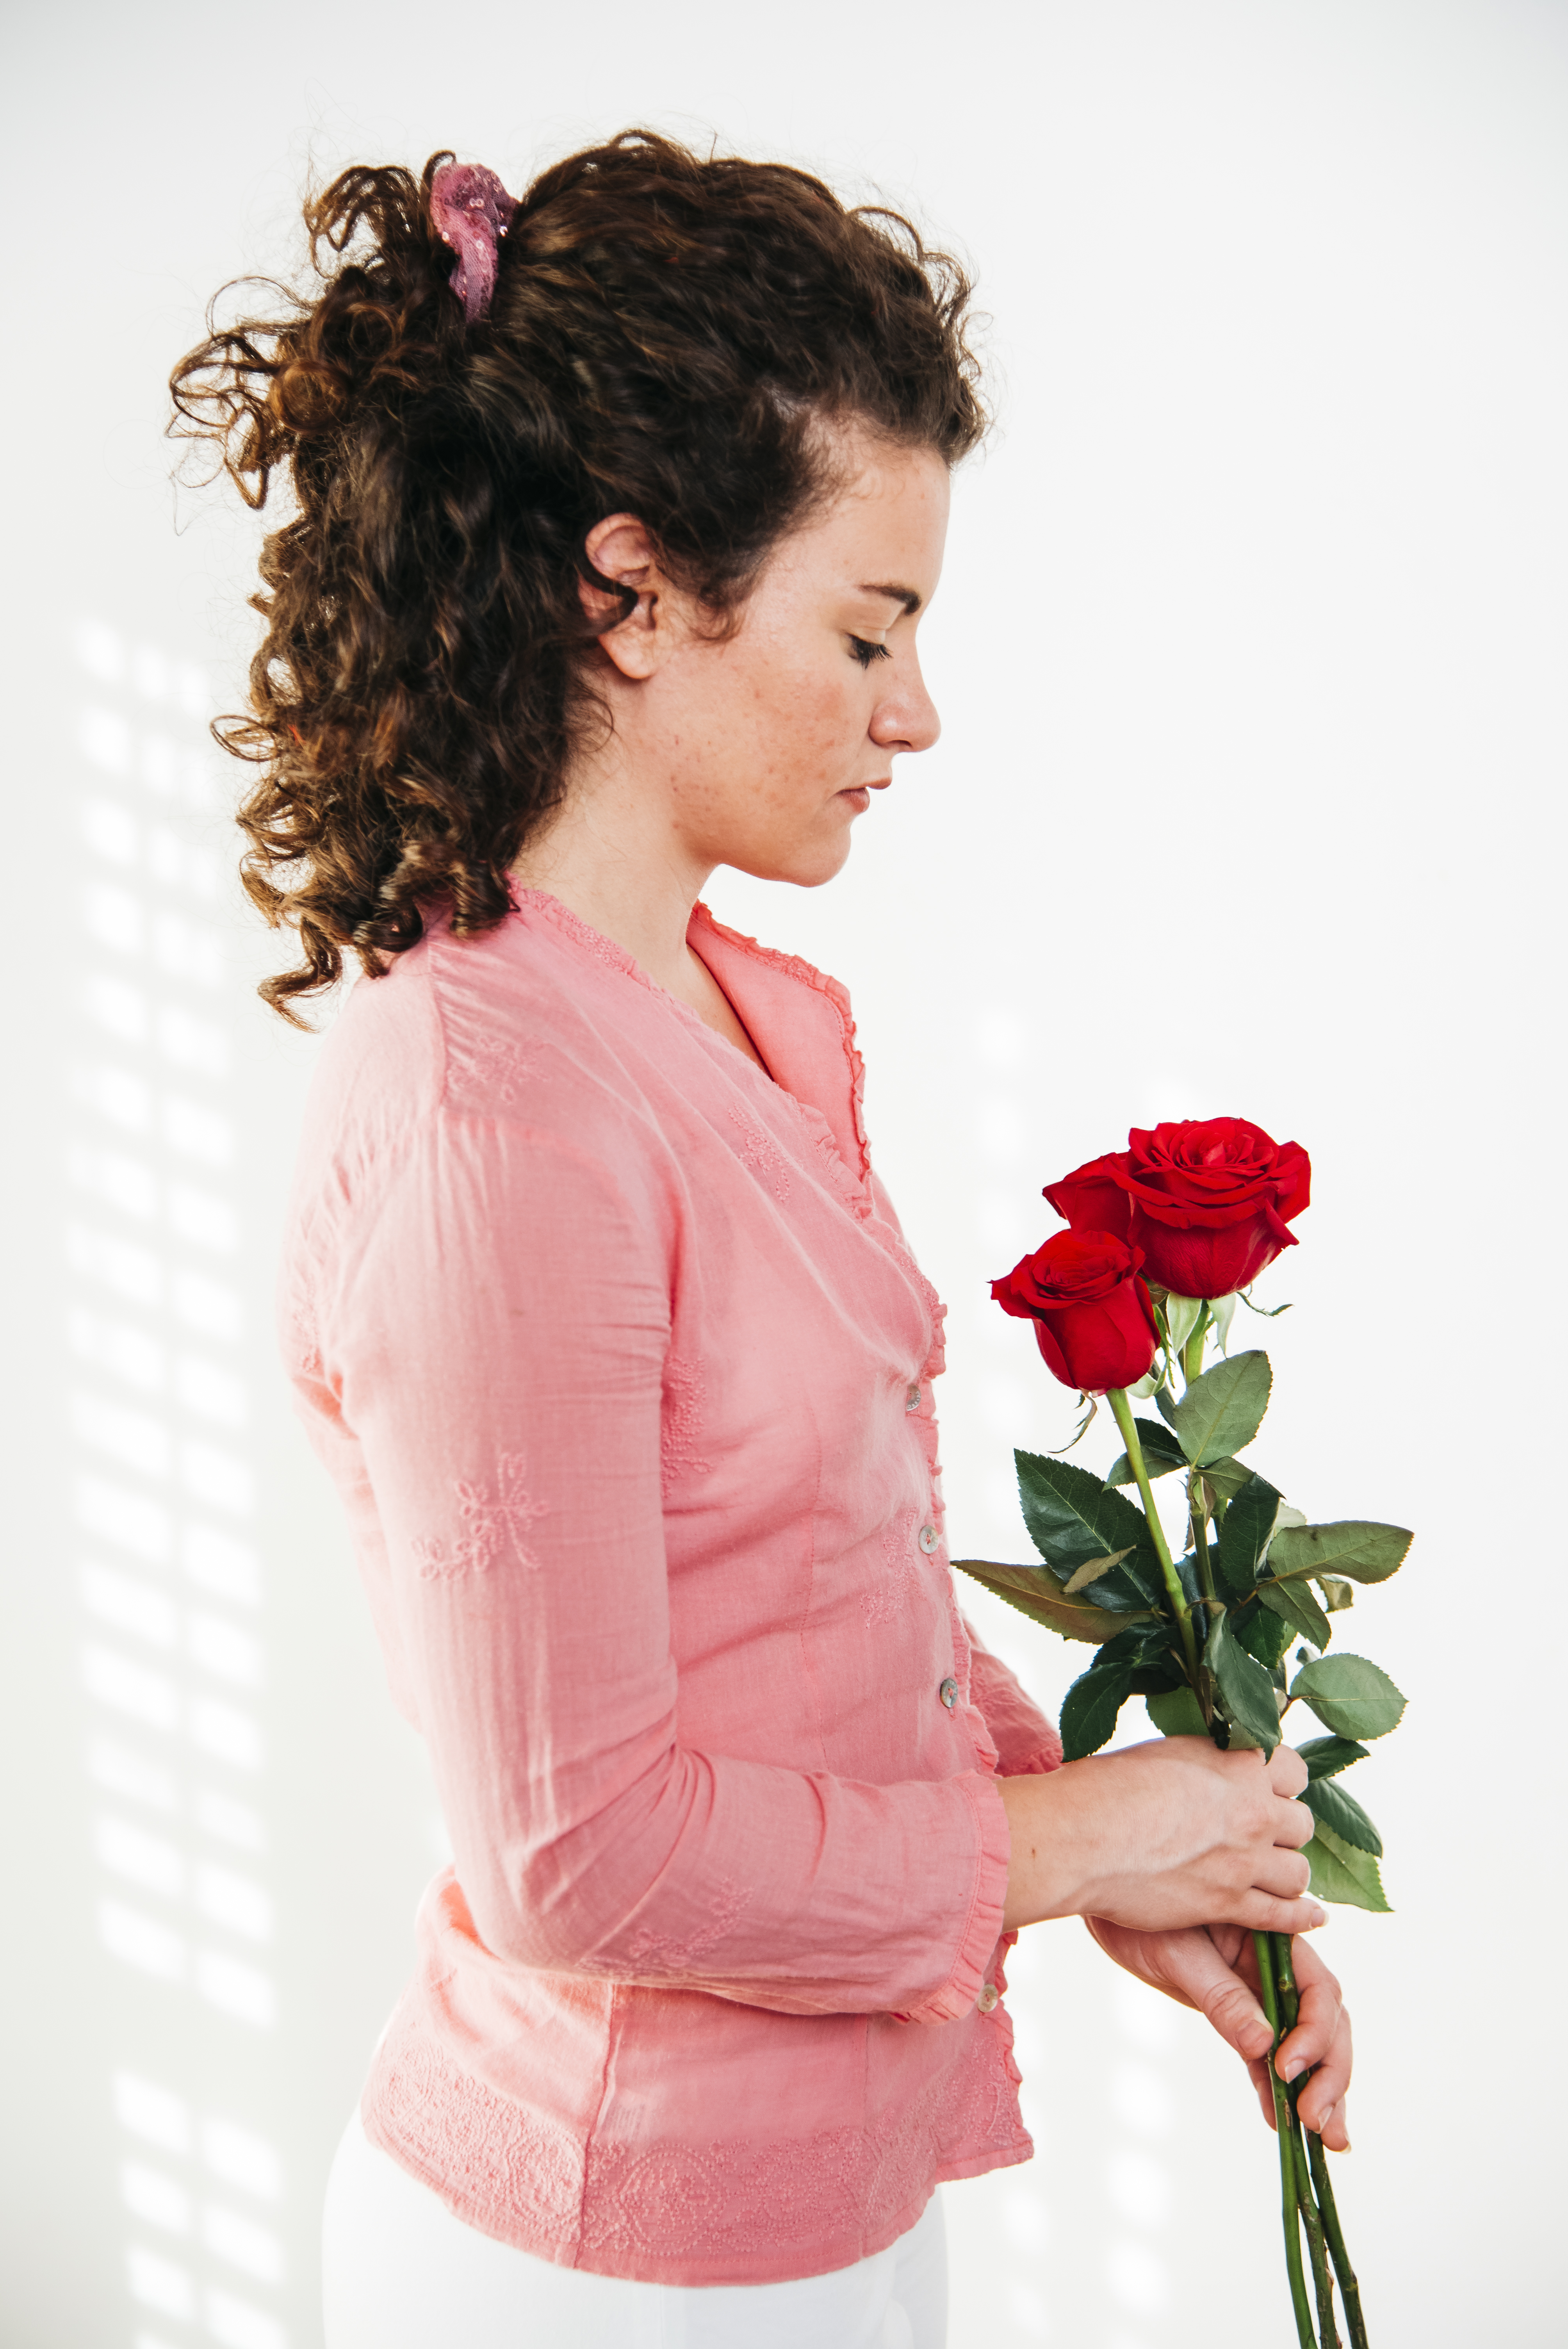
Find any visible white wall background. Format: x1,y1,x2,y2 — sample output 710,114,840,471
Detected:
3,4,1563,2344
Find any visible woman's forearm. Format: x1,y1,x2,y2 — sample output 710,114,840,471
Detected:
998,1741,1326,1940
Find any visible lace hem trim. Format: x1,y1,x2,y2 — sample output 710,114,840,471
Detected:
362,1994,1028,2284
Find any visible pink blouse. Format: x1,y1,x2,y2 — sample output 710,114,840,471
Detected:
282,889,1062,2286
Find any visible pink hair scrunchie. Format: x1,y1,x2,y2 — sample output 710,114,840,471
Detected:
430,161,517,324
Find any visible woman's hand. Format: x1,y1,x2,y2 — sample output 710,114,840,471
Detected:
1084,1916,1352,2150
998,1734,1320,1939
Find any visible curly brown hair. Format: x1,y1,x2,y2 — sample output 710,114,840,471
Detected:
170,131,986,1023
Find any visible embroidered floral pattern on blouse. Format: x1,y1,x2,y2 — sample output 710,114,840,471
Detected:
366,2004,584,2237
368,2002,1026,2275
660,1354,712,1496
415,1454,549,1579
621,1876,748,1975
863,1507,925,1629
577,2020,1026,2264
727,1106,792,1201
447,1028,549,1107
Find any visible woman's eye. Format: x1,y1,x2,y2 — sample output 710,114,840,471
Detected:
848,636,892,670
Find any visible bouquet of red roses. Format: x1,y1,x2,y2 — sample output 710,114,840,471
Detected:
957,1118,1408,2349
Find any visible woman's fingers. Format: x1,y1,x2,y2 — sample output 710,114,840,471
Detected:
1253,1848,1314,1901
1290,2007,1353,2148
1236,1890,1327,1936
1244,2054,1278,2131
1273,1794,1317,1851
1156,1929,1275,2062
1084,1919,1353,2152
1267,1743,1310,1799
1263,1934,1352,2148
1275,1943,1343,2077
1253,2023,1352,2148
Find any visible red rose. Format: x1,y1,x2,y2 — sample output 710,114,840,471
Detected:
1044,1118,1311,1300
992,1230,1159,1394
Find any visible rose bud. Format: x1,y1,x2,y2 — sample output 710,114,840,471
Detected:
1044,1117,1310,1301
991,1230,1160,1394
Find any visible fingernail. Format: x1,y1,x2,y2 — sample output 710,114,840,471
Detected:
1307,1907,1327,1928
1280,2056,1303,2082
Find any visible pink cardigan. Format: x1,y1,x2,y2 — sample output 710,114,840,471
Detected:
282,890,1062,2286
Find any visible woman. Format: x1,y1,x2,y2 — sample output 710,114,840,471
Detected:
173,134,1351,2349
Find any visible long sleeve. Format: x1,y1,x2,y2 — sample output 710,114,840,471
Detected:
307,1103,1009,2026
963,1621,1064,1777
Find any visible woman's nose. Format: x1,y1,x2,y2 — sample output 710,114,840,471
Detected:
870,662,941,756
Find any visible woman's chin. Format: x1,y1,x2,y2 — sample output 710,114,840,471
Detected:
725,825,856,891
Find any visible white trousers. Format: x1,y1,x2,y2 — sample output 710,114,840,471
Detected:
323,2111,948,2349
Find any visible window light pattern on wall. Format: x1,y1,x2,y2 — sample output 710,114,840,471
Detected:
70,617,289,2349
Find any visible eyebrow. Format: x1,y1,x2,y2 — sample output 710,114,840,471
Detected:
858,581,922,615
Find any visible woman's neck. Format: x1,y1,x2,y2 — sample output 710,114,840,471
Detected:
511,775,767,1068
512,758,709,987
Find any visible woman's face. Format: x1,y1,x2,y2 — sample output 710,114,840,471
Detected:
584,424,950,889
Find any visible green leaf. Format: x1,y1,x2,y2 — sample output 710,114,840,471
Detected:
1290,1654,1407,1741
1108,1619,1178,1674
1058,1624,1163,1760
1206,1609,1283,1754
1172,1551,1206,1609
1014,1453,1165,1611
1063,1547,1135,1594
1259,1574,1333,1649
1105,1418,1187,1487
1302,1776,1383,1857
1060,1660,1134,1760
1233,1602,1295,1670
1201,1456,1256,1505
1306,1816,1392,1912
1164,1351,1272,1468
1146,1685,1208,1737
1214,1472,1284,1601
1297,1735,1370,1781
1268,1521,1413,1587
950,1558,1153,1646
1125,1634,1187,1696
1318,1576,1356,1613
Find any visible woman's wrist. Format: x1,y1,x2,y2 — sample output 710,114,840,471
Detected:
998,1767,1098,1929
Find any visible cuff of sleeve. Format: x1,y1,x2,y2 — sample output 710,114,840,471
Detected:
1005,1730,1064,1777
899,1770,1012,2025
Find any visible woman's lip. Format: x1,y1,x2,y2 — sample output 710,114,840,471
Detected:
839,782,886,809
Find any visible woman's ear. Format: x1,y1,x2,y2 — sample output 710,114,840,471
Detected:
579,514,672,680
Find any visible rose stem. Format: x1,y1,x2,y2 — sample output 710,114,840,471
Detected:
1271,1939,1343,2347
1187,1471,1217,1605
1106,1387,1199,1681
1254,1930,1319,2349
1178,1313,1220,1604
1275,1936,1370,2349
1180,1310,1210,1391
1308,2131,1368,2349
1288,2091,1339,2344
1273,1943,1340,2346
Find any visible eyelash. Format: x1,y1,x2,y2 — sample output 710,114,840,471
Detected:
848,636,892,670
